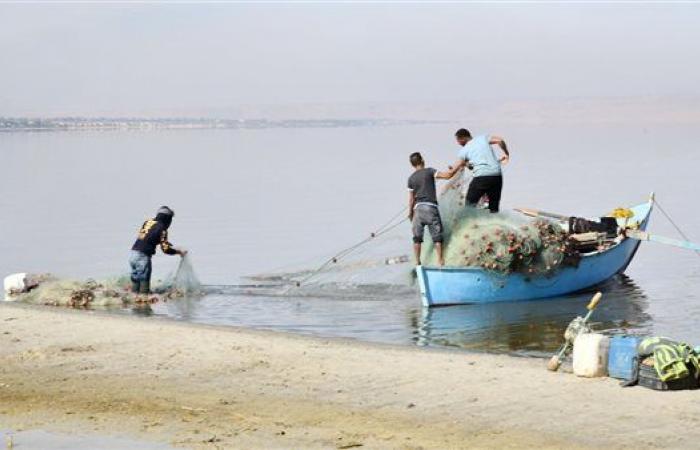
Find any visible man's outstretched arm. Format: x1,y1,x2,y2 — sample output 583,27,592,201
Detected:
160,230,187,257
489,136,510,162
436,159,466,179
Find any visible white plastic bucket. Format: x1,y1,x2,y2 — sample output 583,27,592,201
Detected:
573,333,610,377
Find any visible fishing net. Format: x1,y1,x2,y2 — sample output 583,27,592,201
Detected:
10,256,203,307
241,210,417,298
243,170,579,296
14,276,134,307
160,255,203,295
422,171,580,275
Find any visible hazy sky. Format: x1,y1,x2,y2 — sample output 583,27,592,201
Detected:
1,2,699,116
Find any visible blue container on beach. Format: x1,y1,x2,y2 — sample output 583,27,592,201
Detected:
607,336,641,380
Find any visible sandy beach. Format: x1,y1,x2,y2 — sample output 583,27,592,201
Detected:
1,303,698,449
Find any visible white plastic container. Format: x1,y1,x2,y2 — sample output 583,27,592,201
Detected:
3,273,26,301
573,333,610,377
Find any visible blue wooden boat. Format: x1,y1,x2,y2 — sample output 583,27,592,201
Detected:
416,195,653,307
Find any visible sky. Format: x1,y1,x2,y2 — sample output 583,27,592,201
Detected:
0,2,699,116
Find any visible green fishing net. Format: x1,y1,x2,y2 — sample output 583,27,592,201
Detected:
161,255,202,294
15,276,134,307
422,172,579,275
11,256,202,307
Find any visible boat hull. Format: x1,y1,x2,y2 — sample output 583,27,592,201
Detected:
417,200,652,307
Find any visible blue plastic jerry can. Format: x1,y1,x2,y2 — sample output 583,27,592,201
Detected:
607,336,641,380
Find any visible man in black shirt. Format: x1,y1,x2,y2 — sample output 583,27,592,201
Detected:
129,206,187,294
407,152,450,266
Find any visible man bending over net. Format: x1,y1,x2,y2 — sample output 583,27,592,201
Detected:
441,128,510,213
130,206,187,295
408,152,452,266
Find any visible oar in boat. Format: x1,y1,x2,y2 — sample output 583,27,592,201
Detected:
623,229,700,254
514,207,570,222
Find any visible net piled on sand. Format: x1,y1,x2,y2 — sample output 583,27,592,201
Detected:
422,171,579,275
17,277,134,307
13,256,203,307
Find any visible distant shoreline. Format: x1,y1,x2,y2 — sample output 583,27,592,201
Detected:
3,97,700,130
0,117,447,132
2,302,700,449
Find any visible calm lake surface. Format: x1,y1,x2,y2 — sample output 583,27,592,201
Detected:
2,122,699,356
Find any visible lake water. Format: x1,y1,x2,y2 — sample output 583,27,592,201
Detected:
2,121,699,356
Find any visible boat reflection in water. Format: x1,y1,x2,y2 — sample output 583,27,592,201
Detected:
413,274,652,357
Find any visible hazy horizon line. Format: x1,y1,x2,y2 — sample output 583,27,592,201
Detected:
3,95,699,126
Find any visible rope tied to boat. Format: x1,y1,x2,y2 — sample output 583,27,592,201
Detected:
652,198,700,259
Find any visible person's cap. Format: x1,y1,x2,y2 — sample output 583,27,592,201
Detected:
157,206,175,217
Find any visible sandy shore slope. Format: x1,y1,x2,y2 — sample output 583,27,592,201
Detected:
1,303,698,449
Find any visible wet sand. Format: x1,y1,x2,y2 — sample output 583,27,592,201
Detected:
1,428,175,450
1,303,699,449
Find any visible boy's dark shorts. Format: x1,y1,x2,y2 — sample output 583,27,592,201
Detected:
412,205,443,244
